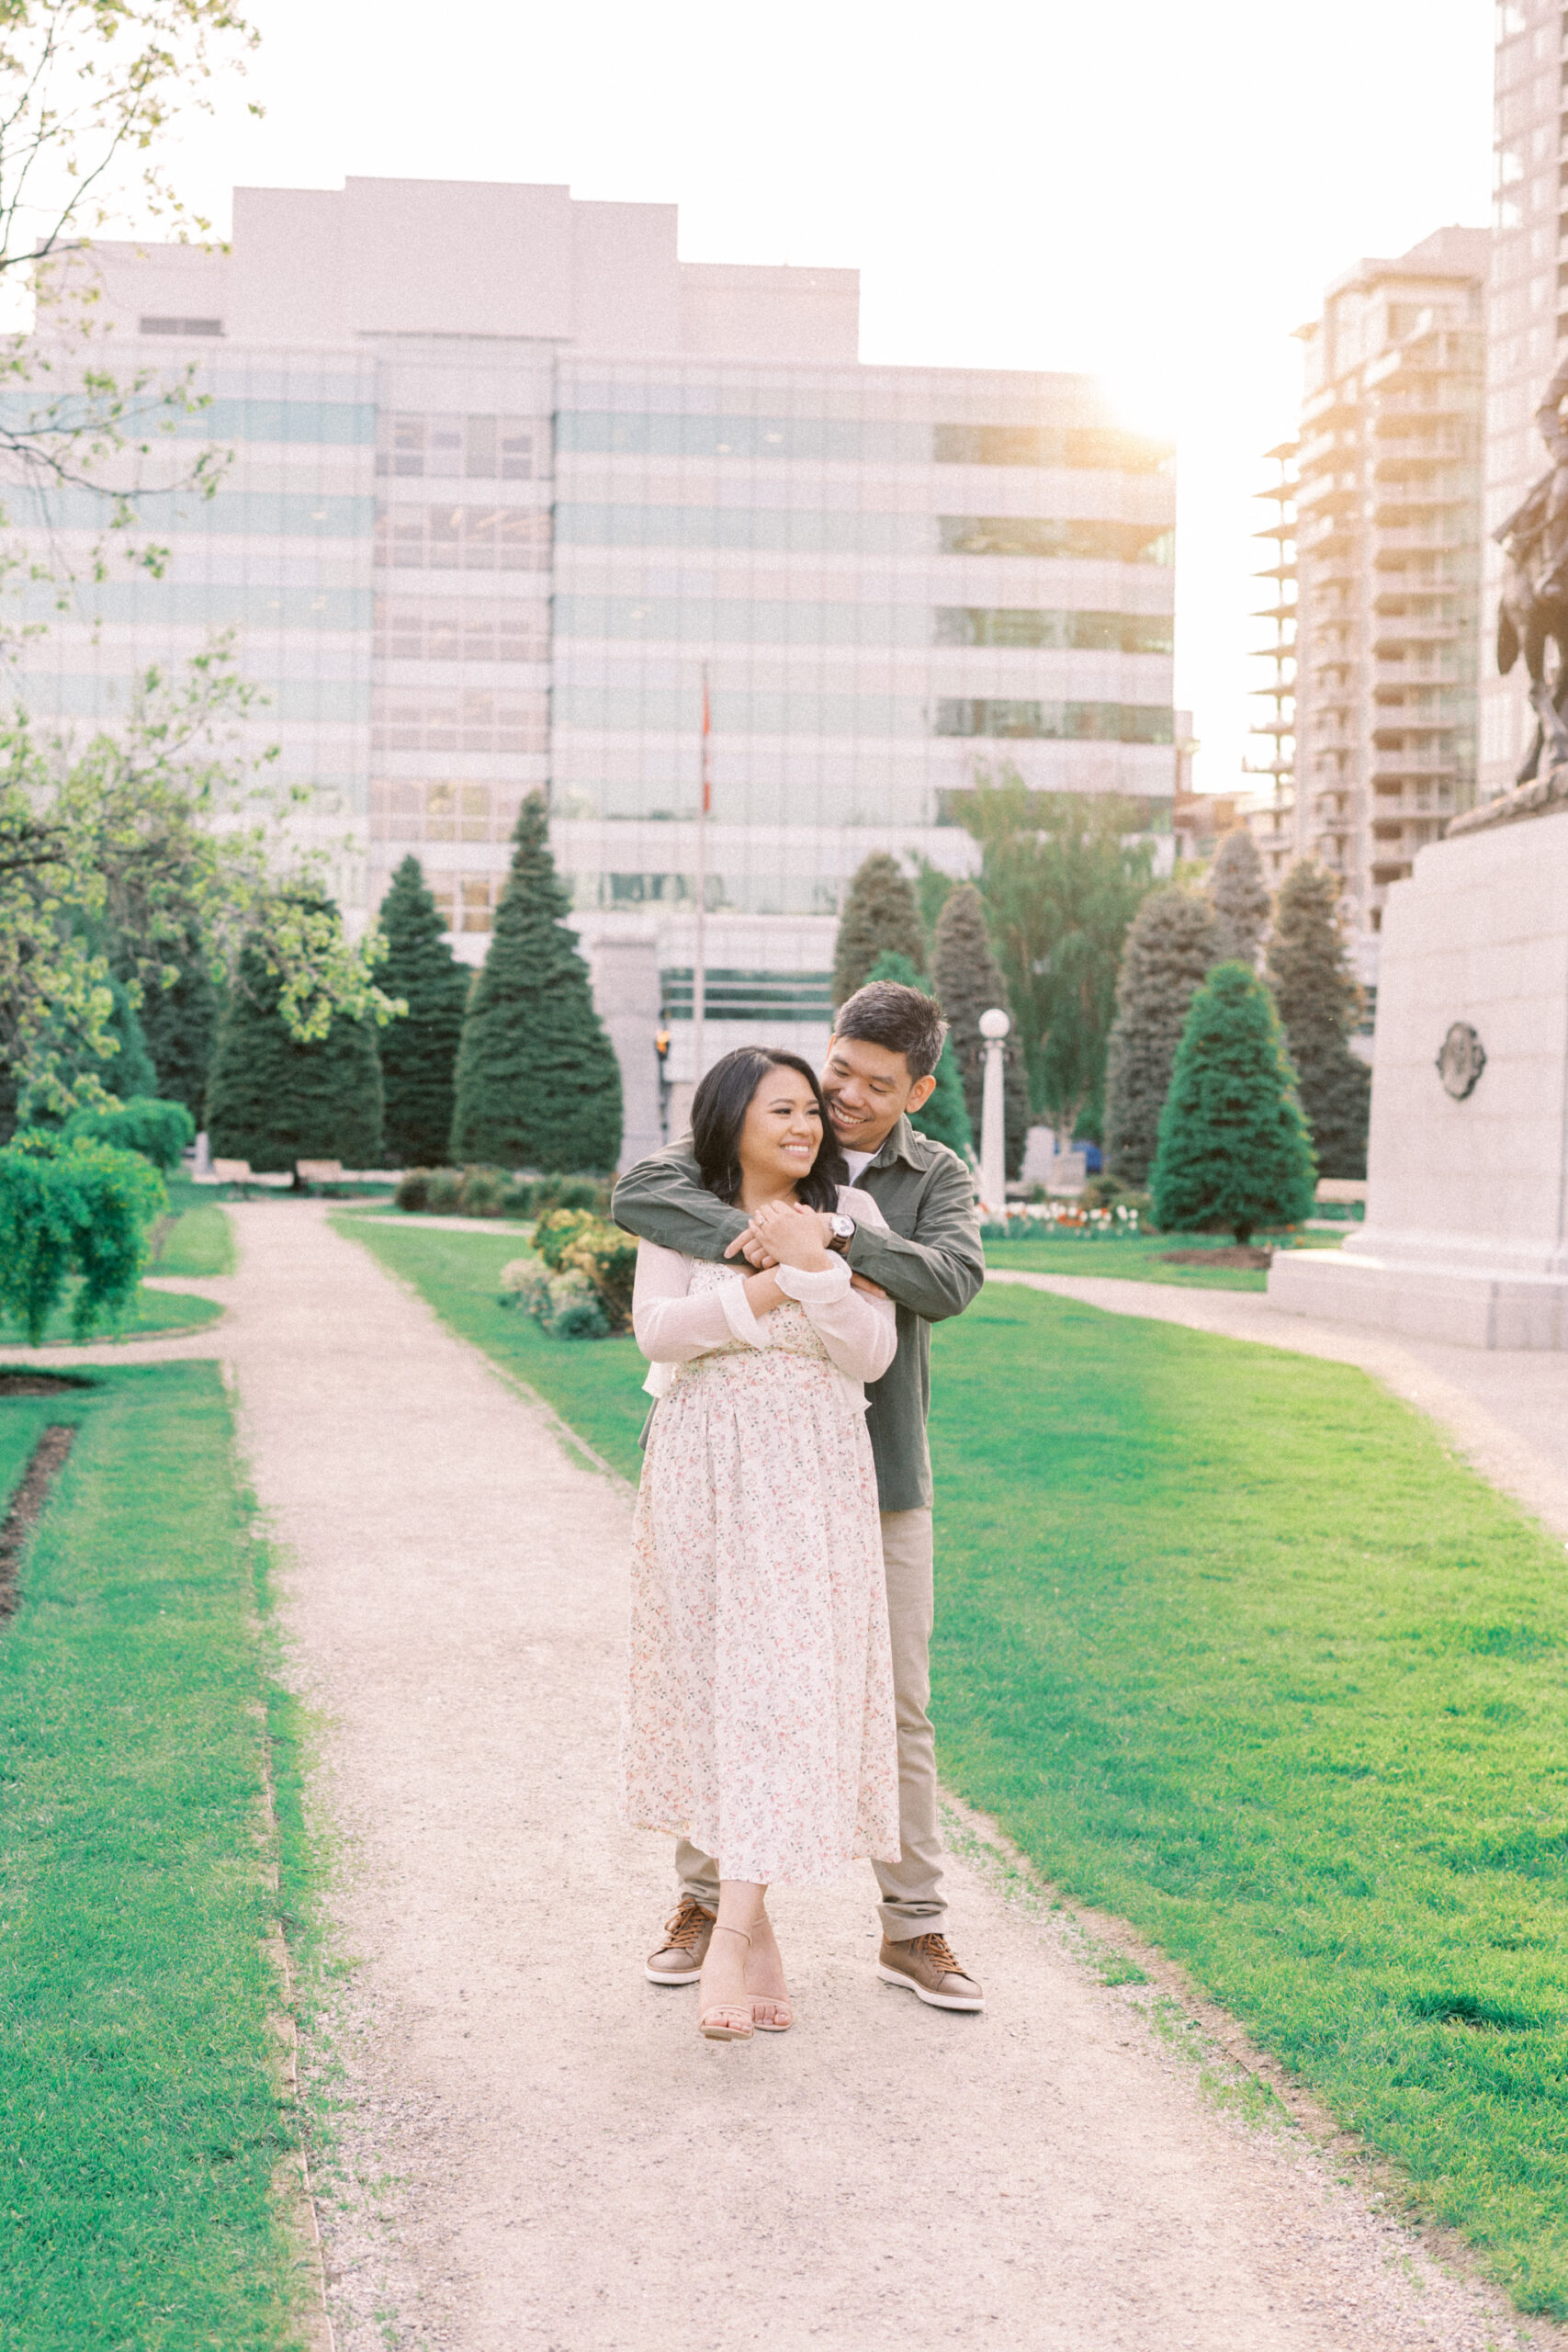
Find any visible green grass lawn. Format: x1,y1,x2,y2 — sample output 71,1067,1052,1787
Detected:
152,1193,235,1278
348,1219,1568,2314
0,1283,225,1350
983,1230,1343,1292
334,1216,648,1481
0,1363,315,2349
929,1284,1568,2317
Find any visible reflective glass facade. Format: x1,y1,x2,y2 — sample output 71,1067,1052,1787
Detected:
27,179,1177,1160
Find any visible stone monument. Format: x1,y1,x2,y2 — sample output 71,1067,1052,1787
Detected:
1267,784,1568,1347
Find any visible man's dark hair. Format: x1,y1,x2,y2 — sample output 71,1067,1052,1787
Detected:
832,979,948,1080
691,1046,847,1210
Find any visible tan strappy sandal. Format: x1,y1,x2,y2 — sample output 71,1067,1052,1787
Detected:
699,1925,756,2041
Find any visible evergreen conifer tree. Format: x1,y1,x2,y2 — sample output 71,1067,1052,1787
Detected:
377,855,470,1168
1102,887,1219,1184
119,915,220,1125
1206,827,1271,967
1266,860,1371,1180
831,853,927,1007
863,950,974,1158
1149,961,1316,1243
449,794,622,1172
930,881,1029,1175
206,900,384,1171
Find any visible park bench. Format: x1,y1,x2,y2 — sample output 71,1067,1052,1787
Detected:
211,1158,254,1195
295,1159,345,1196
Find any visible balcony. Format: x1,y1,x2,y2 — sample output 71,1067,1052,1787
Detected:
1370,751,1457,782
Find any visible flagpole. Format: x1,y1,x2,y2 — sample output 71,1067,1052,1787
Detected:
694,661,710,1087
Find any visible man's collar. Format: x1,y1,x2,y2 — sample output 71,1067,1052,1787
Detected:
862,1114,921,1170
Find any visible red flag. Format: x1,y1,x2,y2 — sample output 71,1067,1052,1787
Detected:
700,666,712,814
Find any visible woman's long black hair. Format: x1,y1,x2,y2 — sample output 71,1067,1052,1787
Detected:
691,1046,847,1210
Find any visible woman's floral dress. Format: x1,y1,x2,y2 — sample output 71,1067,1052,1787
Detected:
620,1194,900,1886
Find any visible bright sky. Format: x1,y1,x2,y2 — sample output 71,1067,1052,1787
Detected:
157,0,1495,796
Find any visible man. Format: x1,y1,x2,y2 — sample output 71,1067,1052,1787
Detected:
611,978,987,2009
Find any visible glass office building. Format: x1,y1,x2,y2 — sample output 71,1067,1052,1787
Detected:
30,179,1175,1159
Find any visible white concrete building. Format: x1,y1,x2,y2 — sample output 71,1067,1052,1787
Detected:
29,177,1176,1162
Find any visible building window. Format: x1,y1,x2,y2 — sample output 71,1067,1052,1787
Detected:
370,688,549,753
373,595,549,662
139,315,223,336
377,413,540,480
938,515,1174,564
933,606,1174,652
932,698,1175,743
374,503,552,571
932,423,1171,473
660,968,835,1023
370,780,526,842
429,873,499,934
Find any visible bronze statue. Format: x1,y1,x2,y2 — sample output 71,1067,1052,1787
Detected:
1495,353,1568,785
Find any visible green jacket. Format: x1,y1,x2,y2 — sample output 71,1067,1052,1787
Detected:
611,1117,985,1511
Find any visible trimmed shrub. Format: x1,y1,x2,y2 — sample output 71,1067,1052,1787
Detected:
1149,961,1316,1245
206,909,384,1173
1207,827,1270,968
533,1207,602,1270
832,854,927,1007
863,950,974,1159
1102,887,1220,1184
558,1219,637,1332
1267,861,1371,1181
63,1095,195,1172
449,794,622,1172
931,882,1029,1176
498,1254,613,1340
377,855,470,1167
0,1130,166,1344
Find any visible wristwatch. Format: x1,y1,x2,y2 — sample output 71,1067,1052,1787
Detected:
826,1213,856,1254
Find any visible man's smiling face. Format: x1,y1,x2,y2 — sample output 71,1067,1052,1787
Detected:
820,1034,936,1157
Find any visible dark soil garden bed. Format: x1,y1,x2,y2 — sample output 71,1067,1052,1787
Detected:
1159,1246,1273,1271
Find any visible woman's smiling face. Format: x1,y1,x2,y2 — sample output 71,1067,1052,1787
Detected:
737,1062,824,1193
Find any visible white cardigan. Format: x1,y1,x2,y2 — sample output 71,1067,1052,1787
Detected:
632,1185,897,1408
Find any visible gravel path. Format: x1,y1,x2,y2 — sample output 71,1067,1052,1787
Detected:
23,1212,1561,2349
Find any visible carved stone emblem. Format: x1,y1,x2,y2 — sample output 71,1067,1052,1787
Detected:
1436,1023,1486,1101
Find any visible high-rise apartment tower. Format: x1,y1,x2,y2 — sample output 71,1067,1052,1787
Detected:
1292,228,1487,984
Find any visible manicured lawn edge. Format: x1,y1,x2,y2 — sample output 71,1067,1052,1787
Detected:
0,1363,329,2349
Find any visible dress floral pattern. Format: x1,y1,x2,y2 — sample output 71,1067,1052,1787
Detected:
620,1211,901,1886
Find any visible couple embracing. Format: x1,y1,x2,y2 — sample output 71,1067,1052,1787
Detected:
611,978,986,2041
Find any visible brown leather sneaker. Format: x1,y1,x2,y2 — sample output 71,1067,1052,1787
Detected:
644,1897,716,1984
876,1931,985,2011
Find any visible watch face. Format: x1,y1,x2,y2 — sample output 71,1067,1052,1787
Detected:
829,1214,854,1238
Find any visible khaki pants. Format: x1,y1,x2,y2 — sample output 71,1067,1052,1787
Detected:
675,1507,945,1943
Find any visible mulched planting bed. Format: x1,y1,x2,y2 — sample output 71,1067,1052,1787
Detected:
1159,1245,1273,1270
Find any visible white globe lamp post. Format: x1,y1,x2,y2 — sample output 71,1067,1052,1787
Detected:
978,1005,1010,1216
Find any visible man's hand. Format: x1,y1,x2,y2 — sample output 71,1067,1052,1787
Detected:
850,1272,890,1299
724,1205,837,1268
747,1197,833,1272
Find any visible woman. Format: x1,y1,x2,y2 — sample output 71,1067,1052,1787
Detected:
621,1046,900,2042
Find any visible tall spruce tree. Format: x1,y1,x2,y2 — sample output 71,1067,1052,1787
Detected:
1207,827,1271,967
118,914,220,1125
863,950,974,1159
450,794,622,1173
931,881,1029,1176
206,900,385,1172
1149,961,1316,1244
831,853,927,1008
377,855,469,1168
1266,860,1371,1180
1102,887,1219,1184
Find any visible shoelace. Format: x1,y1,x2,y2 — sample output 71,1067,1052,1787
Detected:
661,1900,716,1951
909,1932,962,1975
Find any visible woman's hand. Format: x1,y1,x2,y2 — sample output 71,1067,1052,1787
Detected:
748,1197,833,1272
